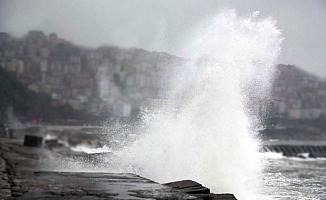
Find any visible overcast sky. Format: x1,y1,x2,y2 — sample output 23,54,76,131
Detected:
0,0,325,77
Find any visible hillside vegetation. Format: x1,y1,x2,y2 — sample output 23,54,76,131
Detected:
0,67,90,123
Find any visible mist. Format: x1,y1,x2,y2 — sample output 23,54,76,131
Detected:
1,0,326,76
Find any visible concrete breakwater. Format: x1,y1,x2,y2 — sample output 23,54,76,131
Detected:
1,125,134,155
0,137,237,199
3,125,105,147
262,141,326,158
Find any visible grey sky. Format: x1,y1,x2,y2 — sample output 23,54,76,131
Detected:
0,0,325,77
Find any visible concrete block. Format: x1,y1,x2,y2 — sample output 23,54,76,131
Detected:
182,186,210,194
287,146,296,154
273,145,282,153
195,194,238,199
315,146,324,153
301,146,309,153
279,146,289,155
206,193,237,199
269,146,276,152
268,145,277,152
0,127,7,138
163,180,210,194
44,139,62,149
24,135,43,147
262,146,269,152
290,146,300,154
8,129,14,139
309,151,326,158
163,180,202,189
167,183,238,199
263,144,326,158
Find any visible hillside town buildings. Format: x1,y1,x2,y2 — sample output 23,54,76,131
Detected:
1,31,326,120
0,31,184,118
273,64,326,120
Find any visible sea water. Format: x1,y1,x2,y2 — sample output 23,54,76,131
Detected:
262,154,326,200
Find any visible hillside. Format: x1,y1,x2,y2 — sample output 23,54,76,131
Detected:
0,31,184,118
272,64,326,120
0,67,91,123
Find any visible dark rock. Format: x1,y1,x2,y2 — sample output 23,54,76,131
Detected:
24,135,43,147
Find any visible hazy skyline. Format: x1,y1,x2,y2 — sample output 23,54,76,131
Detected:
1,0,326,77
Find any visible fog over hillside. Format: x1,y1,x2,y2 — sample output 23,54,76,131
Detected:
0,0,326,76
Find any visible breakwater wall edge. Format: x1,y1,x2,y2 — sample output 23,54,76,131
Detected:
261,144,326,158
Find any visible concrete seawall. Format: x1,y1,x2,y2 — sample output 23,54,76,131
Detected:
262,141,326,158
0,138,237,199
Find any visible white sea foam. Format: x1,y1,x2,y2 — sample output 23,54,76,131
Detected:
108,9,282,200
261,152,284,159
71,145,112,154
44,134,57,141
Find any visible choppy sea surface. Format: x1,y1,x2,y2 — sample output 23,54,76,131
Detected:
261,153,326,200
258,132,326,200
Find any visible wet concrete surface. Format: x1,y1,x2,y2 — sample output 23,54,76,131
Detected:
0,138,197,199
0,138,237,199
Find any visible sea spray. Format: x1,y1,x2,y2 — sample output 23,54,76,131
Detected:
110,9,282,199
